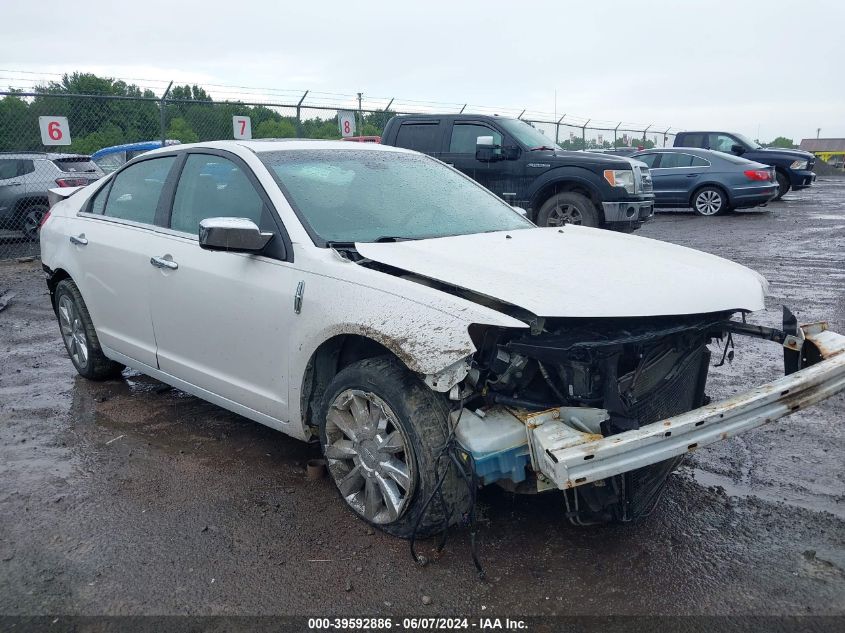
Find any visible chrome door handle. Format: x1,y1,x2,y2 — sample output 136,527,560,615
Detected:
150,255,178,270
69,234,88,246
686,174,700,178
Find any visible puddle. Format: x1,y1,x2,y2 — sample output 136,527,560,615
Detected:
690,467,845,520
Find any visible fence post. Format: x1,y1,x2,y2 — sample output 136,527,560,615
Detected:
159,81,173,144
581,119,590,149
663,127,671,147
555,115,565,144
643,124,652,146
614,122,621,148
296,90,309,138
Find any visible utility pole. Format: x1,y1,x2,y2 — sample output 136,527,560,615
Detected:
357,92,364,136
817,128,821,139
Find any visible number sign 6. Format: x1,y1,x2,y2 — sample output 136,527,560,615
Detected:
39,117,71,146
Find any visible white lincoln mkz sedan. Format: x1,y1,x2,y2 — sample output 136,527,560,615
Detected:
40,140,845,538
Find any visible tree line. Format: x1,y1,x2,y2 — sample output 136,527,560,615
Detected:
0,72,389,154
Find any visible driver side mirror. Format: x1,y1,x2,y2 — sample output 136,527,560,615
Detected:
199,217,273,253
475,135,502,162
731,144,745,155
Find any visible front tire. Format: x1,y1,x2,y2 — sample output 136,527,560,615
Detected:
54,279,124,380
318,357,470,538
692,187,727,216
536,192,600,228
775,171,790,200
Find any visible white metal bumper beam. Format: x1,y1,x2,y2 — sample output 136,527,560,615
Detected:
535,325,845,490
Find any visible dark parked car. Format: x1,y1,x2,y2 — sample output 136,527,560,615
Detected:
0,152,103,239
631,148,777,216
673,131,815,199
381,114,654,231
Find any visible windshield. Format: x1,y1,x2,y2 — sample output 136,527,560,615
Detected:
733,133,762,150
260,150,532,244
497,119,560,150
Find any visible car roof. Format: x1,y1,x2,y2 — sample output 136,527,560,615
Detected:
634,147,725,157
141,139,414,156
91,140,179,159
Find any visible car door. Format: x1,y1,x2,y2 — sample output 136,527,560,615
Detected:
147,151,297,422
440,121,518,199
68,155,178,367
649,152,707,206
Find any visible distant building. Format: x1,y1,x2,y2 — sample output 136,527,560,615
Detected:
799,138,845,168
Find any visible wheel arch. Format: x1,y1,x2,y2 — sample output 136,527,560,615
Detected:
46,267,73,313
299,333,408,432
690,182,731,208
528,170,603,221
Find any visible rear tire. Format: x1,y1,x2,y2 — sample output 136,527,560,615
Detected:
17,202,49,241
54,279,124,380
536,192,599,228
318,357,470,538
775,171,790,200
691,186,727,216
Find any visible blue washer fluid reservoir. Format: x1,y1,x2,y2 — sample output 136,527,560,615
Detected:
452,407,531,484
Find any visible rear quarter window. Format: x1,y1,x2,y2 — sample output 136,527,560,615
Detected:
677,133,704,148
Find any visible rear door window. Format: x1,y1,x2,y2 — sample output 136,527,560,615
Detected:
0,159,17,179
17,160,35,176
658,153,694,169
394,123,441,153
103,156,176,225
689,155,710,167
677,133,704,148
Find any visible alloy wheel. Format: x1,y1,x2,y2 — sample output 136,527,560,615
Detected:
695,190,723,216
546,203,583,226
23,207,47,241
58,295,89,368
324,389,415,524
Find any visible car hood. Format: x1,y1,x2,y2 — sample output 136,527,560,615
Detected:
356,227,767,318
751,147,814,161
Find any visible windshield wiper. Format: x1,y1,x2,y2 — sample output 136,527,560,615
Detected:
529,145,557,151
372,235,418,242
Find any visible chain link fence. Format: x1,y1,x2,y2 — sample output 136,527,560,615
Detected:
0,88,678,261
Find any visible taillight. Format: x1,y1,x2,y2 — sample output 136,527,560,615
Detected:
743,170,771,181
39,209,51,229
55,178,89,187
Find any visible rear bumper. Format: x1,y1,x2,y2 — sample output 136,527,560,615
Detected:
529,323,845,490
732,185,779,208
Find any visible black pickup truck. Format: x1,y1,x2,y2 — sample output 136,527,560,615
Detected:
381,114,654,231
674,131,816,199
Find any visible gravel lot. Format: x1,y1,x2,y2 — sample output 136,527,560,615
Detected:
1,179,843,617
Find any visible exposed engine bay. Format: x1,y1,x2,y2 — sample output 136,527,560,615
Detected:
459,313,726,524
345,251,845,530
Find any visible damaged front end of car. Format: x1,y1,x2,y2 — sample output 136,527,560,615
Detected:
442,309,845,525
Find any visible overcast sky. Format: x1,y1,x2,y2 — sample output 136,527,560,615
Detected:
2,0,843,142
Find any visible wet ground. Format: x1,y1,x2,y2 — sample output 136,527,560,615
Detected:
1,179,844,617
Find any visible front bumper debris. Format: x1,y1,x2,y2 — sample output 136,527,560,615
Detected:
528,323,845,490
